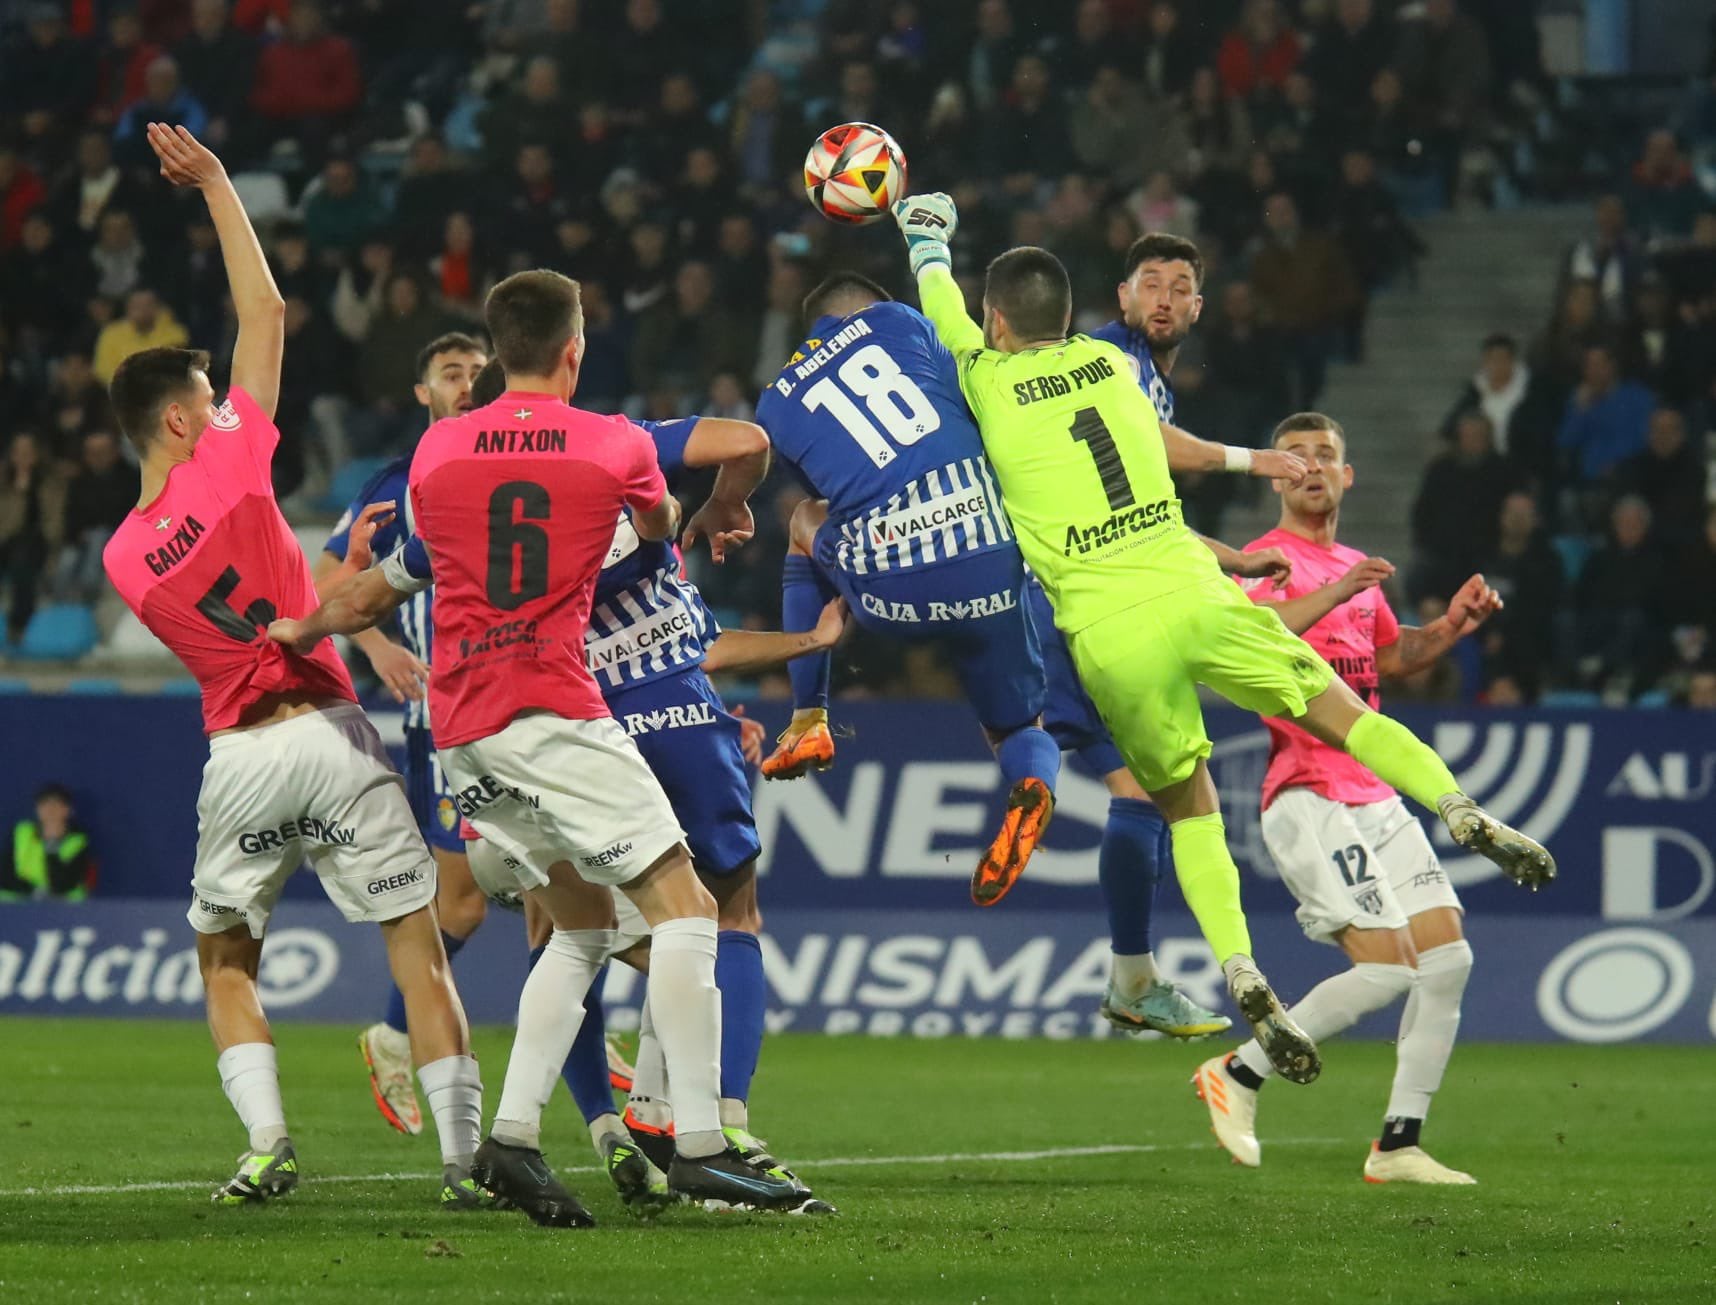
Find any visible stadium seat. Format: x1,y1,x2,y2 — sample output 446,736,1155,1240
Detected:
99,607,176,665
1538,690,1602,709
158,678,203,696
1634,689,1670,709
63,678,123,695
0,677,29,694
228,171,295,226
318,455,393,514
15,605,99,661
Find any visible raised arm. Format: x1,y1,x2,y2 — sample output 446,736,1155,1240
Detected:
1375,573,1501,678
146,123,284,418
1161,421,1307,483
1254,557,1396,634
894,194,984,358
267,566,411,654
700,598,849,676
679,418,771,562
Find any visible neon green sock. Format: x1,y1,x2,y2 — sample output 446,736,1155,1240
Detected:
1342,710,1463,811
1168,812,1252,966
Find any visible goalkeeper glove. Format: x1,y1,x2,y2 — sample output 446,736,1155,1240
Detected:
893,193,958,277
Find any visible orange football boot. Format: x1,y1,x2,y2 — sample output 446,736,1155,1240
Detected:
970,776,1054,906
761,708,836,780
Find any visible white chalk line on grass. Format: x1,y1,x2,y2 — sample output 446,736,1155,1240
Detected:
3,1138,1347,1199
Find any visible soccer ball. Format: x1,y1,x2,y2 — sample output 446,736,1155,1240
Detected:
804,122,908,226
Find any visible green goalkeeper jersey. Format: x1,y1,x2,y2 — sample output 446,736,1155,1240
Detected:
917,266,1222,633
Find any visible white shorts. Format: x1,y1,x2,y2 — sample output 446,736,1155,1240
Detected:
189,704,436,939
466,837,652,956
1260,789,1463,945
439,711,686,890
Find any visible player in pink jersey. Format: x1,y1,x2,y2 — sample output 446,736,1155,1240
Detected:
98,125,483,1210
269,269,802,1224
1193,412,1536,1185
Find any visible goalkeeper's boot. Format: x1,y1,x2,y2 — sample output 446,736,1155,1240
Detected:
1363,1142,1477,1185
971,776,1054,907
212,1140,299,1205
440,1167,506,1211
1191,1056,1261,1168
1438,796,1556,891
725,1126,838,1215
1102,979,1233,1038
471,1136,595,1229
602,1132,672,1217
667,1147,802,1212
622,1104,677,1175
762,708,835,780
1226,958,1320,1085
358,1023,422,1136
607,1035,635,1094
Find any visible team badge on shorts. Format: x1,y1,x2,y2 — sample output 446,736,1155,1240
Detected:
437,796,458,831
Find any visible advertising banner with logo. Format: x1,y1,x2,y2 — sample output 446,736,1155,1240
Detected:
1,899,1711,1044
2,696,1714,925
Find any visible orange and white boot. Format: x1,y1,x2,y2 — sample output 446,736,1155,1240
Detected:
1192,1054,1261,1167
762,708,836,780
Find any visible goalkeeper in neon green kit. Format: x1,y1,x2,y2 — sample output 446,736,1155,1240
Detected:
892,194,1555,1083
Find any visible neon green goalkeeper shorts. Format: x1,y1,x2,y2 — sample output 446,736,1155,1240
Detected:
1066,575,1336,794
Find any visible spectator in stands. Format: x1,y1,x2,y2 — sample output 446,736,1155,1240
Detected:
93,288,188,388
1685,667,1716,709
51,430,137,603
1393,0,1491,142
728,69,803,192
89,209,153,304
1560,194,1642,325
390,136,468,261
0,215,89,351
1200,281,1290,451
1673,505,1716,645
1532,279,1610,392
1306,0,1394,118
50,131,144,242
0,431,66,644
38,353,112,458
605,0,691,117
0,783,94,901
1575,495,1669,695
1249,190,1361,408
752,259,808,391
498,144,574,264
1182,65,1252,184
989,54,1069,195
92,289,188,387
92,8,164,128
302,157,385,256
966,0,1026,113
1411,411,1514,601
1557,342,1656,488
0,145,46,251
356,272,461,420
480,56,567,173
1217,0,1302,104
1331,147,1423,354
1388,595,1465,703
113,57,208,167
1628,129,1704,240
1071,68,1172,191
174,0,259,149
248,0,363,156
1614,407,1706,549
1139,1,1197,101
574,278,631,413
1,6,97,142
632,259,755,401
1441,333,1561,494
1126,171,1198,242
1480,491,1562,700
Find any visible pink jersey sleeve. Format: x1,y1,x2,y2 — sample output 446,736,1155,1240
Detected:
622,420,667,515
1373,586,1401,648
196,385,279,490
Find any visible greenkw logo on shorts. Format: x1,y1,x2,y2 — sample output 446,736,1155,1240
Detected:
1062,499,1175,555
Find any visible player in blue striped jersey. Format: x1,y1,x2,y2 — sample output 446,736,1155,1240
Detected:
754,272,1062,908
1025,233,1308,1037
313,332,490,1138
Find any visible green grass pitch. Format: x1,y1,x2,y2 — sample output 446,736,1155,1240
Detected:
1,1018,1709,1304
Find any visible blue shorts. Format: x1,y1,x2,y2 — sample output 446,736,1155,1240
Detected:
606,667,760,877
815,532,1045,734
404,724,465,853
1024,575,1125,776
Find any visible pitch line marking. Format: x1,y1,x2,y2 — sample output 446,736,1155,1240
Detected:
2,1139,1347,1198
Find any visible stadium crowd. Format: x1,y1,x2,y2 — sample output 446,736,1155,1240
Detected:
0,0,1711,705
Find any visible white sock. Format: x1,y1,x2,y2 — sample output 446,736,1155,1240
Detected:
1386,940,1472,1119
719,1097,748,1130
217,1042,288,1153
587,1110,625,1156
1111,952,1159,999
492,927,612,1149
647,917,723,1158
417,1054,482,1171
1235,962,1416,1080
626,996,673,1129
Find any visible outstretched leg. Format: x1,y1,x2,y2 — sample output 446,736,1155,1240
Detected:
765,499,839,780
